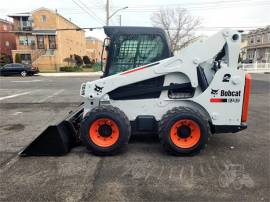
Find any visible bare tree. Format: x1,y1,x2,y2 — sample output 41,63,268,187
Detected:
151,7,201,52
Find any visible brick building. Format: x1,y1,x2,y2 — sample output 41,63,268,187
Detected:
0,18,16,64
242,26,270,63
86,36,104,63
8,7,86,71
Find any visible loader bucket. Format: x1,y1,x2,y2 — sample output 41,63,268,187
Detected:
19,103,84,156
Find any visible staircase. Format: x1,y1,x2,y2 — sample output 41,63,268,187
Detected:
31,49,57,71
31,49,46,64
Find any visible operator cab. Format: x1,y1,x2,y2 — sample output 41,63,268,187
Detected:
101,26,173,77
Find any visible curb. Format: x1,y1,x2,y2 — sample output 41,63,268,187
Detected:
38,72,103,77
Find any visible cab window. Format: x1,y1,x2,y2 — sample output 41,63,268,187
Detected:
108,34,165,75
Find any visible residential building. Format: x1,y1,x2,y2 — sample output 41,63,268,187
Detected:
86,36,104,63
240,33,248,61
242,26,270,63
8,7,86,71
0,18,16,63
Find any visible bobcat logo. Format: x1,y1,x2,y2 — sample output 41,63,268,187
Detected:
211,89,219,97
94,85,104,93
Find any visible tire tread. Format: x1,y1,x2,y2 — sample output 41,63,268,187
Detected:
81,105,131,155
158,106,210,155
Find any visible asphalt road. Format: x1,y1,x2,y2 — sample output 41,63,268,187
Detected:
0,74,269,201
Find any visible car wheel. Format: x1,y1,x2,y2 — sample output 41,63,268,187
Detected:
21,71,27,77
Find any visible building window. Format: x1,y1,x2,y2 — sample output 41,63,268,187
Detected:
37,35,45,49
48,35,56,49
19,35,35,46
28,36,36,46
3,25,7,31
248,51,254,59
40,15,47,22
5,41,10,47
250,37,254,44
256,36,261,43
19,36,28,45
21,54,31,61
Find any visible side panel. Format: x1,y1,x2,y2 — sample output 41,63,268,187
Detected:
193,68,246,126
109,68,246,126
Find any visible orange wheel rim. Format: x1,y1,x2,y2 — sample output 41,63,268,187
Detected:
170,119,201,149
89,118,119,147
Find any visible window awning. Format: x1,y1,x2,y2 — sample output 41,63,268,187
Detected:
32,30,56,35
8,13,31,17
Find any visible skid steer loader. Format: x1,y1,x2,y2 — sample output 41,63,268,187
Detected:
20,27,251,156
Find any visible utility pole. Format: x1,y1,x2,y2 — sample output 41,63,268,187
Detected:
118,15,122,26
106,0,109,26
106,0,127,26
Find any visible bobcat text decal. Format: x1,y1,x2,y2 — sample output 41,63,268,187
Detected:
210,89,241,103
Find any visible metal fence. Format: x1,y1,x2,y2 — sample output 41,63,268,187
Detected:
240,63,270,73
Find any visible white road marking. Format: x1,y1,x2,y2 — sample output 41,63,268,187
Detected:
179,166,184,182
0,156,19,174
37,89,64,103
0,91,31,101
157,165,164,180
12,112,23,115
11,79,43,83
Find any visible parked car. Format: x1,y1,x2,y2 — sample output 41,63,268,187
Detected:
0,63,39,77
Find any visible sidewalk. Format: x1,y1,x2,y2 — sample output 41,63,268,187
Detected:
38,71,103,77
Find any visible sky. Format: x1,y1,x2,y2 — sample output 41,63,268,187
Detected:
0,0,269,39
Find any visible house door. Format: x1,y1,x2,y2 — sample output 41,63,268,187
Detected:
21,54,32,64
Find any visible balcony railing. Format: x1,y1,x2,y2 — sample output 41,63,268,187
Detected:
15,21,32,31
240,63,270,73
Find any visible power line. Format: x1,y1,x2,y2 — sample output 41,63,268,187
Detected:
125,0,268,8
89,0,105,9
57,0,270,13
57,0,268,10
77,0,105,24
1,0,267,13
122,3,270,13
71,0,105,25
0,26,265,34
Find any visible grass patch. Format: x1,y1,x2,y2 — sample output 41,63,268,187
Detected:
82,62,102,72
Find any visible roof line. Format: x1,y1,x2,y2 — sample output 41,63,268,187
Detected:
32,7,84,31
0,18,13,24
8,7,84,31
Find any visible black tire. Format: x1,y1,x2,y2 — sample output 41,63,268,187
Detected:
158,107,210,155
81,105,131,155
